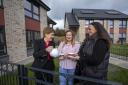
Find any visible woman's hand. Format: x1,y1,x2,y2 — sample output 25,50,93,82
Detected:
67,54,80,61
59,55,64,60
46,46,53,53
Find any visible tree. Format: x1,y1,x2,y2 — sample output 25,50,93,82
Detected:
55,28,65,36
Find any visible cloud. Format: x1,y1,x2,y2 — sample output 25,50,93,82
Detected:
42,0,128,29
53,19,64,29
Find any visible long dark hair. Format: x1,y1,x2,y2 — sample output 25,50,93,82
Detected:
90,22,111,48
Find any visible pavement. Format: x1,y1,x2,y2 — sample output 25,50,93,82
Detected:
109,57,128,69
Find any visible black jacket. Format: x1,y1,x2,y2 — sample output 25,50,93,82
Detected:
79,39,110,79
32,38,55,69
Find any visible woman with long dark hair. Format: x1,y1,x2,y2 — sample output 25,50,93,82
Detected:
79,22,111,85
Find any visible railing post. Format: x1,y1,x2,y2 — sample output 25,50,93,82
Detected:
18,65,28,85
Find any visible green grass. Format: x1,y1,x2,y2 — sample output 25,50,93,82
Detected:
1,59,128,85
108,64,128,85
110,44,128,57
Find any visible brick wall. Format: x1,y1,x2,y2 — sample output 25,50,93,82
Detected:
40,6,48,38
4,0,27,62
113,20,120,43
78,20,86,42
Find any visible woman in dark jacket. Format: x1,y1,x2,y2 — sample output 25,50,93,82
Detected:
32,27,55,85
79,22,111,85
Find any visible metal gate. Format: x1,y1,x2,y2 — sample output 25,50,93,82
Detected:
0,61,122,85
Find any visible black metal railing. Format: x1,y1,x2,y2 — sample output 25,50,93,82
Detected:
110,44,128,61
0,62,122,85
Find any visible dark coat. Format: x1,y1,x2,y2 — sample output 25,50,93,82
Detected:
79,39,110,85
32,38,55,70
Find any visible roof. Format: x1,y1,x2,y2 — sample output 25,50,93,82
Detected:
48,17,56,25
65,13,79,27
35,0,50,11
72,9,128,19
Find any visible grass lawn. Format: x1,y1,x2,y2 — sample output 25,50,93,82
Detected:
110,44,128,57
0,59,128,85
54,59,128,85
108,64,128,85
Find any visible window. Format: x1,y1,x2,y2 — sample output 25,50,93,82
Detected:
105,11,120,15
0,0,3,7
109,33,114,38
0,28,7,56
33,14,39,20
85,20,89,25
0,0,1,6
119,33,126,44
119,33,122,38
89,20,94,24
119,33,126,38
26,31,33,48
109,33,114,43
26,30,40,48
123,20,127,28
25,10,32,17
33,5,39,14
34,32,40,40
85,20,94,25
33,5,39,20
81,10,96,14
123,33,126,38
108,20,114,28
24,0,32,11
24,0,40,20
94,20,103,25
85,20,94,28
119,20,127,28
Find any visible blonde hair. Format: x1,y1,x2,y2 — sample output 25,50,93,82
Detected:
43,27,55,37
63,30,75,46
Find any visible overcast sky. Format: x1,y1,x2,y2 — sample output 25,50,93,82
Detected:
42,0,128,29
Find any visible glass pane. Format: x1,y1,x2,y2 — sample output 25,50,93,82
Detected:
28,31,31,42
85,20,90,25
34,32,37,40
38,32,40,39
123,20,127,26
0,33,4,43
89,20,94,23
123,33,126,38
33,5,39,14
30,31,33,41
0,0,2,6
33,14,39,20
25,10,32,17
119,20,123,26
36,32,40,39
119,33,123,38
24,0,32,11
108,20,114,28
123,20,127,28
109,33,114,38
0,29,6,55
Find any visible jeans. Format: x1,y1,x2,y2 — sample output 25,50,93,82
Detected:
59,68,75,85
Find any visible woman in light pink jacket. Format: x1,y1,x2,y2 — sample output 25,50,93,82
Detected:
58,30,80,85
